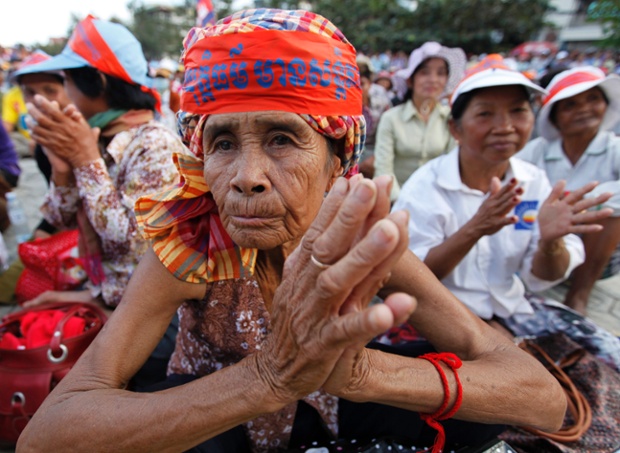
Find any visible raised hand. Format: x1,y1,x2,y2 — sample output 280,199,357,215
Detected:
255,176,415,406
538,180,613,243
26,94,101,170
466,176,523,237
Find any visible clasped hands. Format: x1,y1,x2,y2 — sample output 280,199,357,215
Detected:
26,94,101,172
254,174,416,410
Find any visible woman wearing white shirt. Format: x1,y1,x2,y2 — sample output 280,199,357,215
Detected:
518,66,620,314
393,56,620,370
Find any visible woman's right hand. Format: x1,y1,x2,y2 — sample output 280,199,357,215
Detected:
466,176,523,237
253,176,415,409
41,145,72,176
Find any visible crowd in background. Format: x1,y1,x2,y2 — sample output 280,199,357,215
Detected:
1,11,620,451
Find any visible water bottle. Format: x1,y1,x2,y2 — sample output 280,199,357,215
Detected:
6,192,31,244
0,232,9,272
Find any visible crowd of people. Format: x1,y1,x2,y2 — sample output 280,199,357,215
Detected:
0,7,618,453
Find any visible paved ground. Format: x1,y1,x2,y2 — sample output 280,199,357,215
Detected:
0,157,619,451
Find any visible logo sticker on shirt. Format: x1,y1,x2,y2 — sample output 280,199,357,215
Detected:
514,200,538,230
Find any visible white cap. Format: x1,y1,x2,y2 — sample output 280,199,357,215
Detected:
450,54,547,107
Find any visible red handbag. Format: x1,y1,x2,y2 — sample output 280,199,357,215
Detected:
15,230,87,304
0,302,107,445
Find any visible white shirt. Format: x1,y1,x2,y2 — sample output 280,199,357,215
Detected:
518,131,620,215
393,148,585,320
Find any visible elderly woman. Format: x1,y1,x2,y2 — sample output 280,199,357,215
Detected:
374,42,465,200
22,16,185,309
18,11,565,453
518,66,620,314
393,56,620,371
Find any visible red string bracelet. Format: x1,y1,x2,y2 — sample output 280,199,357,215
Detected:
419,352,463,453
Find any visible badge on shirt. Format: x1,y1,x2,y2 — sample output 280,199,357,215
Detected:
514,200,538,230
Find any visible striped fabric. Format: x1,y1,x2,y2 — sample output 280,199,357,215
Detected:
135,9,365,284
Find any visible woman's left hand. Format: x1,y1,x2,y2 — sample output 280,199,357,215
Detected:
317,175,417,399
538,179,614,243
26,94,101,169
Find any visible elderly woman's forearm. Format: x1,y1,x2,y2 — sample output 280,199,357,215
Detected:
357,347,566,432
16,358,281,453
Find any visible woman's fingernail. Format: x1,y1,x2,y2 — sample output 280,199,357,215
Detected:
332,177,348,194
391,210,409,226
354,181,374,202
371,221,394,244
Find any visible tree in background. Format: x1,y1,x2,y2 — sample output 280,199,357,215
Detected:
261,0,552,54
128,0,235,60
587,0,620,48
128,0,196,60
30,0,556,59
410,0,552,54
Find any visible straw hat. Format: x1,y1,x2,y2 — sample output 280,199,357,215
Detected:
537,66,620,140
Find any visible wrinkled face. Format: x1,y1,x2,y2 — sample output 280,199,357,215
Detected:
450,85,534,166
202,111,343,250
412,57,448,100
19,73,71,109
552,87,607,138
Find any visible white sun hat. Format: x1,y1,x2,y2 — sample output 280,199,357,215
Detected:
537,66,620,141
450,54,546,107
395,41,466,96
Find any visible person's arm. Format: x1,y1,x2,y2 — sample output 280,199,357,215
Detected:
17,177,414,453
532,179,613,281
325,249,566,432
424,177,522,280
73,127,180,246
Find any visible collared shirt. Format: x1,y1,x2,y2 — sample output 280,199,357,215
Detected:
374,99,455,200
393,148,584,320
518,131,620,215
42,120,185,307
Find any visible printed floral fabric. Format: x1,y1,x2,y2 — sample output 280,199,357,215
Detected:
169,276,339,452
41,120,186,306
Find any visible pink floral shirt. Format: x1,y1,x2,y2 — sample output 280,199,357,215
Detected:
41,120,185,307
169,276,339,452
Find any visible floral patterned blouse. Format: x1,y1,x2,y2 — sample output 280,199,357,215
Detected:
169,276,339,452
41,120,185,307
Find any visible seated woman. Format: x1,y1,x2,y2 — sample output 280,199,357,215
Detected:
22,17,186,388
22,16,185,310
374,41,465,200
518,66,620,314
393,56,620,371
17,11,566,453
